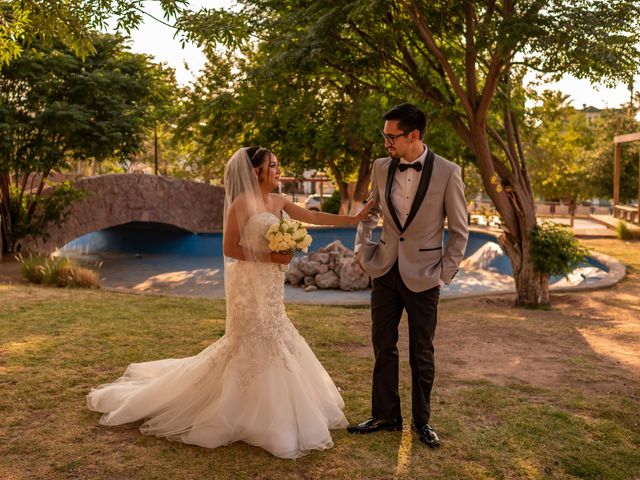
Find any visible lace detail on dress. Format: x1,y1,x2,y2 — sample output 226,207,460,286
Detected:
223,213,301,389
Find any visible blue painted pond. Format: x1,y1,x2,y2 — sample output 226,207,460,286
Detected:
62,221,607,278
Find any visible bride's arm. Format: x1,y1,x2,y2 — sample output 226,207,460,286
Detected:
223,200,292,264
281,195,372,226
222,200,248,261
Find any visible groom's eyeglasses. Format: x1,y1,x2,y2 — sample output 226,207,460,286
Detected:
381,131,409,143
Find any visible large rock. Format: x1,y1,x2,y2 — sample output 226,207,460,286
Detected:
307,251,330,264
315,270,340,289
328,251,343,274
319,240,353,257
290,256,303,269
286,266,305,286
299,260,328,276
291,240,372,292
339,257,370,291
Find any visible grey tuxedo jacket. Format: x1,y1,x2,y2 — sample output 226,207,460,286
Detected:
355,150,469,292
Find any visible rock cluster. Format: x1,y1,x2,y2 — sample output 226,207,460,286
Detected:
286,240,371,292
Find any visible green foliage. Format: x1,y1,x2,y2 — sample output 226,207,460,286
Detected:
615,221,640,240
585,110,640,203
527,92,640,207
0,1,187,64
321,190,341,215
0,33,175,253
6,182,87,252
530,222,589,277
525,90,595,207
17,253,99,288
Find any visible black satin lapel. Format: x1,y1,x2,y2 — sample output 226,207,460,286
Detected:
403,149,435,232
385,157,403,232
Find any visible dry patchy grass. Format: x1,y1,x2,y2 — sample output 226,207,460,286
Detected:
1,238,640,479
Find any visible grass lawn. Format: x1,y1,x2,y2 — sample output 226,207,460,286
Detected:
1,238,640,479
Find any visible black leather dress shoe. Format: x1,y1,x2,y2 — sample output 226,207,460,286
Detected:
413,424,440,448
347,417,403,434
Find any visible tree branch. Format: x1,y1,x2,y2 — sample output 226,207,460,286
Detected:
488,125,519,178
477,53,503,119
402,0,474,118
464,1,478,109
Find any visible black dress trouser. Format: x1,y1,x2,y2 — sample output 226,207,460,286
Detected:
370,261,440,429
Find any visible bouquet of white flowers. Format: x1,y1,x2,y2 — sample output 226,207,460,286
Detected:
265,218,312,254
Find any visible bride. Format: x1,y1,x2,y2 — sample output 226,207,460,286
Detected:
87,146,371,459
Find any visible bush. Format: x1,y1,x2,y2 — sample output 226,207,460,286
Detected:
321,190,341,214
4,181,87,254
17,253,100,288
530,222,588,278
615,221,640,240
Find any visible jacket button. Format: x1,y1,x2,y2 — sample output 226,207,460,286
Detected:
400,237,404,241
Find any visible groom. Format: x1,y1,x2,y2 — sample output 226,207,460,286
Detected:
349,103,469,447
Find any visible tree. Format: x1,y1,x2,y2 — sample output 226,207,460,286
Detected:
0,34,174,254
0,1,187,64
525,90,594,226
585,108,640,204
174,45,389,205
527,93,640,212
176,37,473,215
200,0,640,306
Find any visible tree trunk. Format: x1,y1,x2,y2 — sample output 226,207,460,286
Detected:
328,153,372,215
569,200,576,227
0,173,12,256
499,229,550,306
471,123,550,306
514,252,550,306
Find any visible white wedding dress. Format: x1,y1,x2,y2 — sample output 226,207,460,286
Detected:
87,212,348,459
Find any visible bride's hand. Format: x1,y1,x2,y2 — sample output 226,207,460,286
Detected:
270,252,293,265
351,201,373,224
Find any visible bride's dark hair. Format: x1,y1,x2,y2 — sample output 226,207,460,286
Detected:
245,146,273,169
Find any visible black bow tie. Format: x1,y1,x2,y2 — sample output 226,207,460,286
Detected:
397,162,422,172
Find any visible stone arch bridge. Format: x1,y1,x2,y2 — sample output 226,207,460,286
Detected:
26,174,225,253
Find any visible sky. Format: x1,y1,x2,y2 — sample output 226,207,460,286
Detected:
117,1,639,110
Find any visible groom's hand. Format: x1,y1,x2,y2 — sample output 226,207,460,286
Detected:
352,201,373,224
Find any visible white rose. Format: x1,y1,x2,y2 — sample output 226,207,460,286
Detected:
302,235,312,248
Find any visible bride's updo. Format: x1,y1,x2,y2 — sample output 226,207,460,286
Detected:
245,146,272,168
245,146,273,183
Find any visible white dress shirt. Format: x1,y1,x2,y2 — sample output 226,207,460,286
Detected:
391,145,428,227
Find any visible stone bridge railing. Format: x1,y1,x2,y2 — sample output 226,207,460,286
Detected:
24,174,225,253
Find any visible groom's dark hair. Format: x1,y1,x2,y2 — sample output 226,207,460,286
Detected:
382,103,426,138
